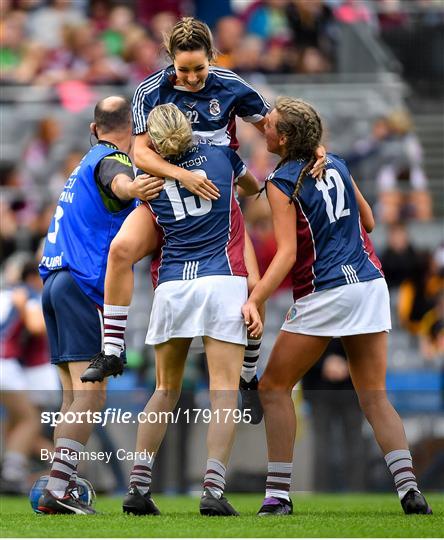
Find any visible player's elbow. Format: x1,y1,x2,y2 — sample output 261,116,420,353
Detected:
362,214,375,233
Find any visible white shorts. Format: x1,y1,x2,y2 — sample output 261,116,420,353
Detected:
146,275,248,346
281,278,391,337
0,359,60,406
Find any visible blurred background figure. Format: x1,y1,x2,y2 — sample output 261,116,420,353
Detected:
302,340,366,492
1,254,59,495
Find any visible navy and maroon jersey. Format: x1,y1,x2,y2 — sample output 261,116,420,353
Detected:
266,153,383,301
148,143,247,288
0,287,48,366
132,65,269,149
1,289,23,360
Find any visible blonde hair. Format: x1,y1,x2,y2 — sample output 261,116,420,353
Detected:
164,17,216,62
274,96,323,199
146,104,193,158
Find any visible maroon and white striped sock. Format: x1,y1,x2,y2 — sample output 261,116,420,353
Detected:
203,458,226,498
385,449,419,499
129,455,154,495
241,337,262,383
103,304,129,357
265,462,292,501
46,438,83,497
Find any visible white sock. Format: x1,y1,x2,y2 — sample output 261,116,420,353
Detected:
103,304,129,357
384,449,419,499
203,458,226,499
265,461,292,501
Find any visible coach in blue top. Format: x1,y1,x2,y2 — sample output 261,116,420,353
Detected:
37,96,162,515
242,97,432,517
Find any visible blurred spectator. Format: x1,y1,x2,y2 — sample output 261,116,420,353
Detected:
0,10,45,84
376,0,410,32
376,110,432,223
147,11,178,47
286,0,337,73
243,0,291,43
100,4,137,58
231,35,265,74
88,0,113,32
214,16,245,70
27,0,85,50
380,222,419,288
419,290,444,362
302,339,366,492
135,0,184,27
123,29,161,84
0,255,58,494
398,249,443,337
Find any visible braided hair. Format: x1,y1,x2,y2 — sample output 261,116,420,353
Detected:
164,17,217,62
274,97,323,200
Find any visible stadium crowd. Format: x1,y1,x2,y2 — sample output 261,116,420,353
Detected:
1,1,443,499
1,0,443,85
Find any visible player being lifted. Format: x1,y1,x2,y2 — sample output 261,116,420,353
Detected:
120,103,259,516
80,17,326,424
242,97,432,516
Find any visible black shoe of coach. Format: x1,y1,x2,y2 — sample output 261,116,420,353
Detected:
80,352,124,383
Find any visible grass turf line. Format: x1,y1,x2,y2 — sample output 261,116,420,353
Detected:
1,494,442,538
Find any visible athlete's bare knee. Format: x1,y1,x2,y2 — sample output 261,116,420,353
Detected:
74,387,107,411
154,387,181,407
259,374,292,404
358,390,389,419
109,236,134,267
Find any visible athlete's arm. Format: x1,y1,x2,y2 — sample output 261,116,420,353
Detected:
134,133,220,201
111,173,164,201
252,118,266,134
242,182,297,335
237,170,260,196
311,145,327,180
23,298,46,335
252,117,325,179
12,289,46,335
351,176,375,232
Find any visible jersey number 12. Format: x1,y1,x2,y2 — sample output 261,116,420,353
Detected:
316,169,350,223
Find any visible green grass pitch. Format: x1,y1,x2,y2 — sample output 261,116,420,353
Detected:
1,493,442,538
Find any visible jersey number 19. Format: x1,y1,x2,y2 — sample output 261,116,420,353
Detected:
165,170,212,221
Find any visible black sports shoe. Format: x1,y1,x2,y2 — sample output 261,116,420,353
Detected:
37,488,96,515
257,496,293,516
199,489,239,516
122,484,160,516
80,352,124,383
239,375,263,424
401,489,432,515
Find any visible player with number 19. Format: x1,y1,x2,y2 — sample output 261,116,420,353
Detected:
121,103,258,517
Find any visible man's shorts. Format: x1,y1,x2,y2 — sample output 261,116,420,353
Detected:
42,270,103,364
146,275,248,346
281,278,392,337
